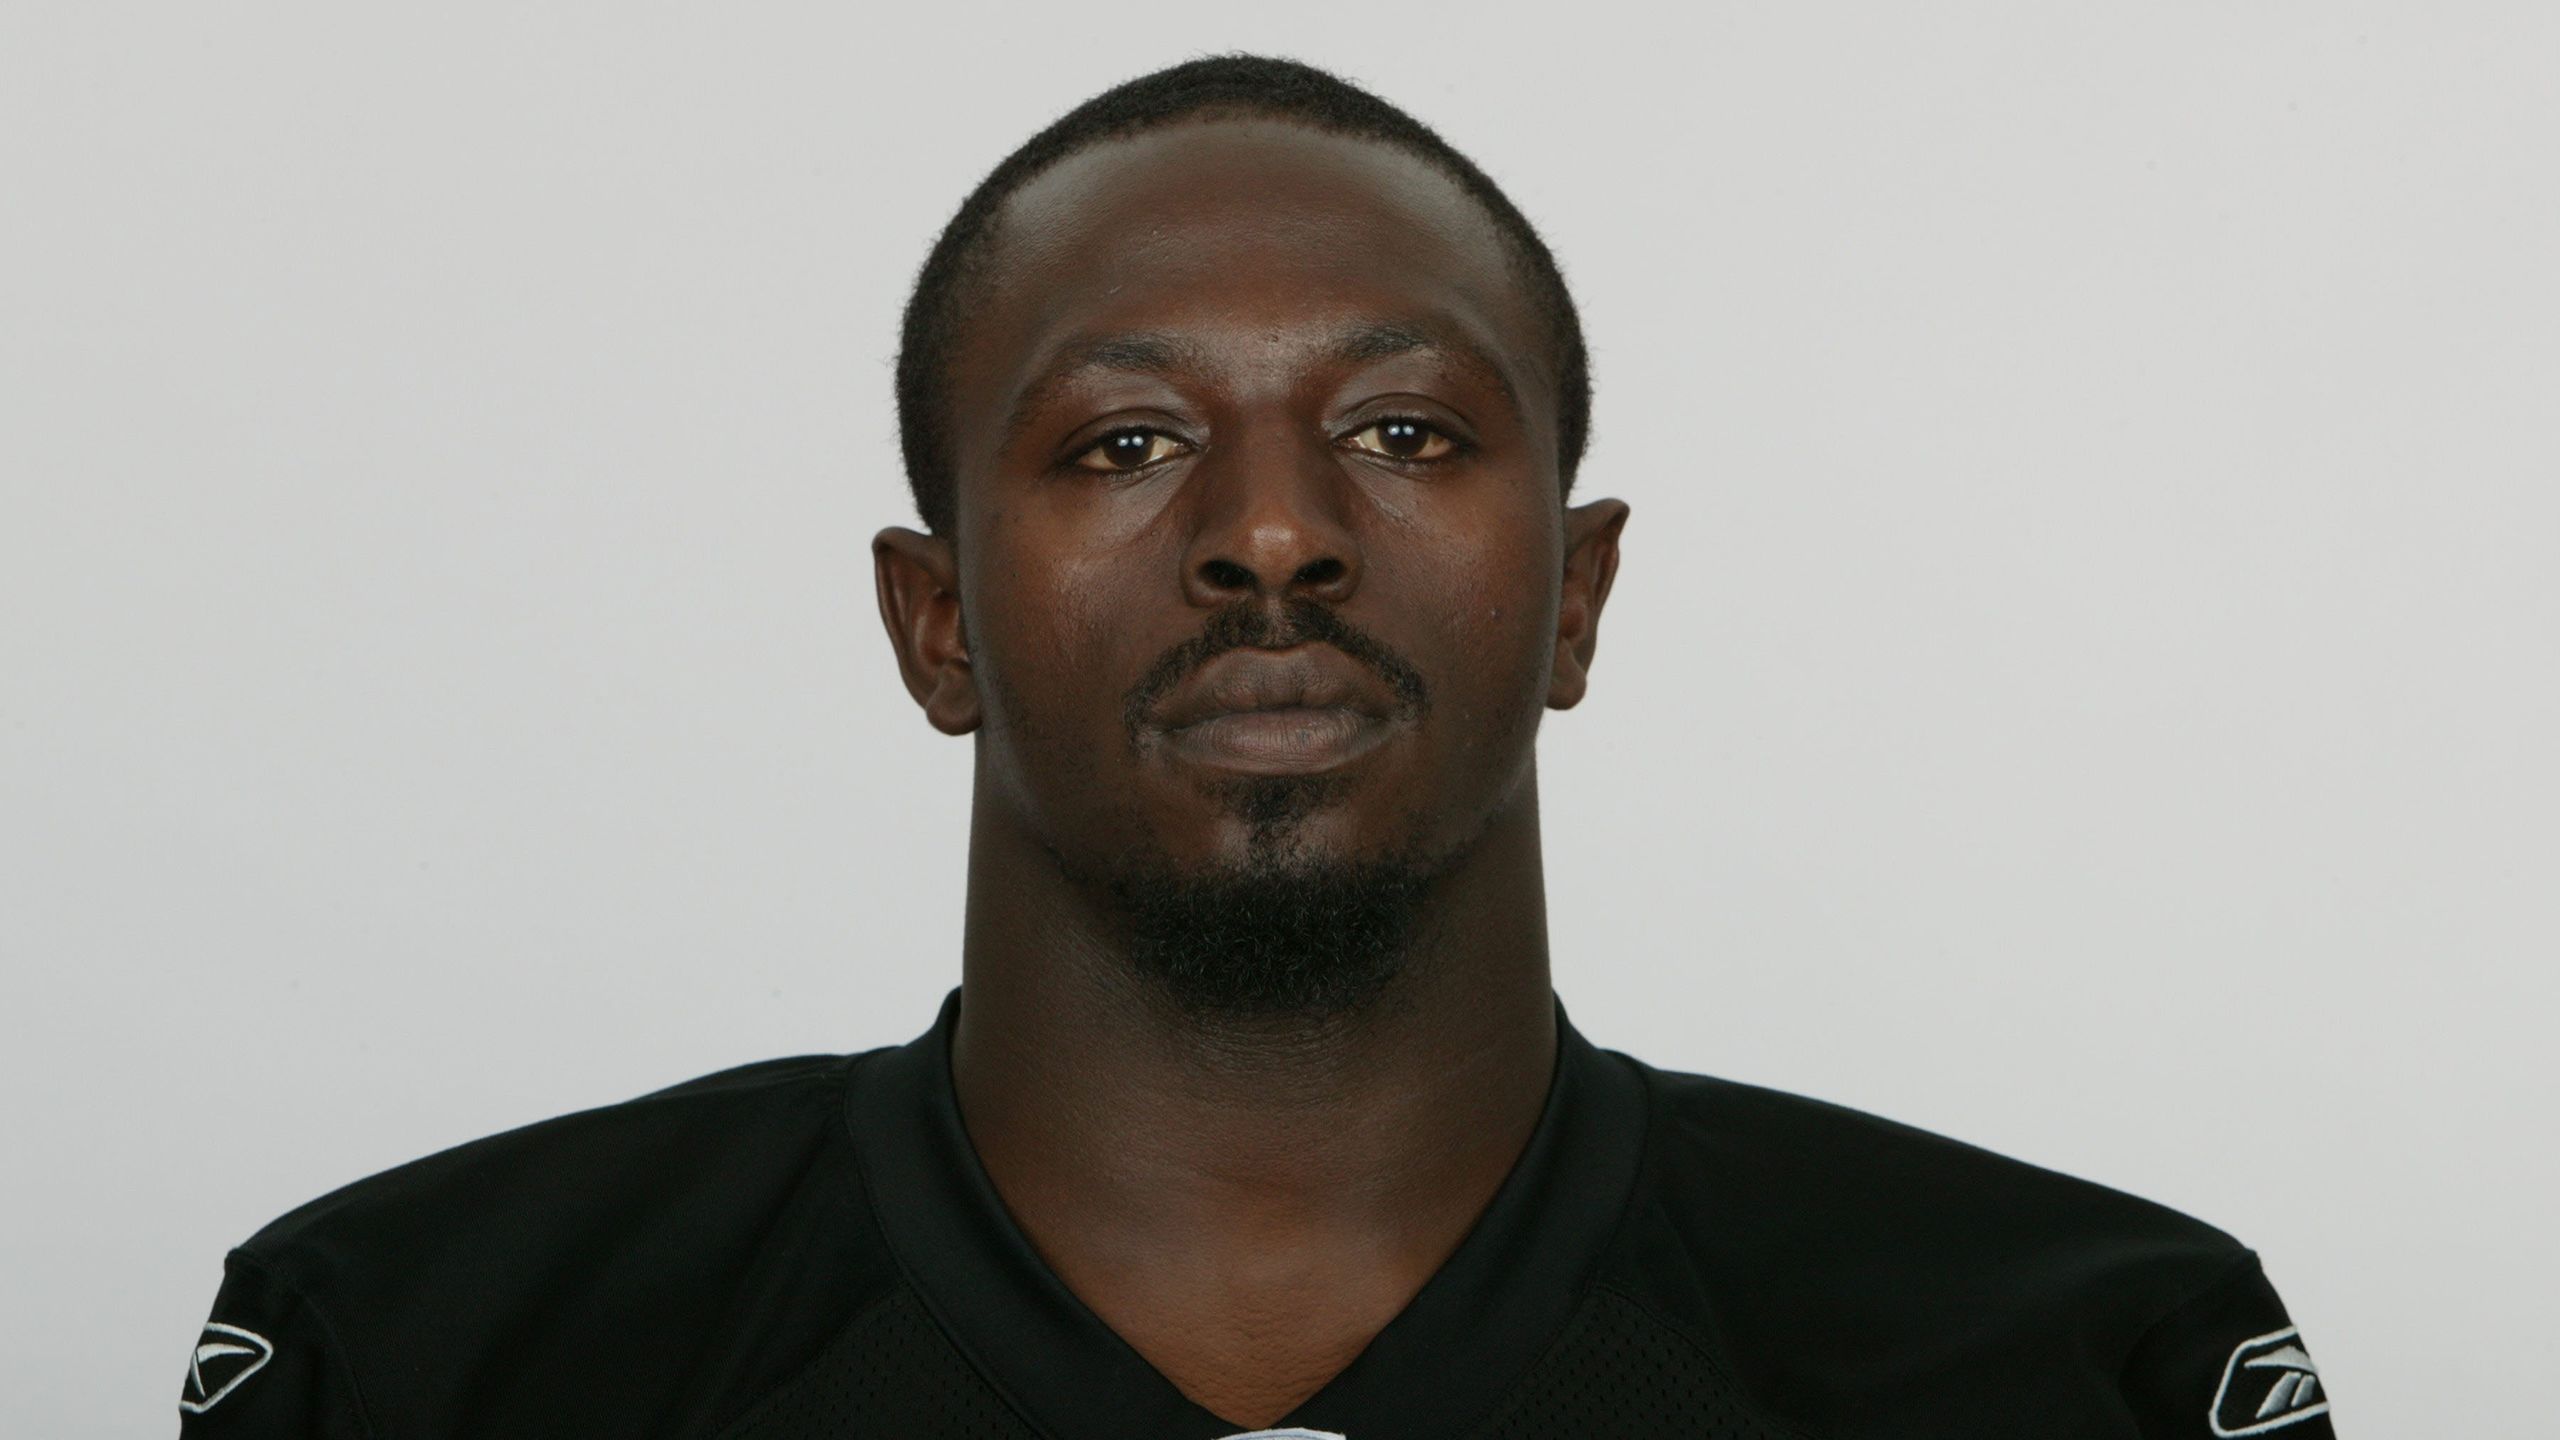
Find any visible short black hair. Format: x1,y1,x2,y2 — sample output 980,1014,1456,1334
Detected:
893,54,1592,535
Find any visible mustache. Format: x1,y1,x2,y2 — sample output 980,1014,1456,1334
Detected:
1122,597,1430,738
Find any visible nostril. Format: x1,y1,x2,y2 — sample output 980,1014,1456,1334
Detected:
1201,558,1254,590
1294,557,1346,589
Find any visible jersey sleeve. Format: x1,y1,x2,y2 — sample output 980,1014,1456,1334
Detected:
176,1250,373,1439
2120,1252,2337,1438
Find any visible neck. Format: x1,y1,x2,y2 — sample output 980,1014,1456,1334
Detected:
948,778,1558,1425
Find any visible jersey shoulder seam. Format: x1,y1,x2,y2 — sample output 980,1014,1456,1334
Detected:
221,1244,384,1440
2118,1246,2267,1372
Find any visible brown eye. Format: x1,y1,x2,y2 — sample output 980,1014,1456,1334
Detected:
1346,418,1455,462
1073,428,1187,472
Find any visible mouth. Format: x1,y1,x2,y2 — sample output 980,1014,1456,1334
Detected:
1143,645,1410,777
1161,704,1396,776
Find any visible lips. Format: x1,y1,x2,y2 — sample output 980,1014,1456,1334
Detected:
1149,645,1400,732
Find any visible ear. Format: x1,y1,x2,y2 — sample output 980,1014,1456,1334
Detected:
873,526,981,735
1548,497,1630,711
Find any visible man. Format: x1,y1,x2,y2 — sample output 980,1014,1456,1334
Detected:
178,55,2334,1438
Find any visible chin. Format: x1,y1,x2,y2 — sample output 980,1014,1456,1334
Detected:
1184,775,1432,871
1108,826,1451,1023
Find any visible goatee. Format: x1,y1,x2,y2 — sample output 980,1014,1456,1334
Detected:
1101,824,1447,1022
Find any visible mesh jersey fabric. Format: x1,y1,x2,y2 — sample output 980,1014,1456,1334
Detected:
175,991,2336,1439
719,1288,1041,1440
1467,1288,1807,1440
715,1283,1805,1440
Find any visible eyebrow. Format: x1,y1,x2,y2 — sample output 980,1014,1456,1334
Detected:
1327,321,1520,412
999,332,1201,447
998,319,1524,448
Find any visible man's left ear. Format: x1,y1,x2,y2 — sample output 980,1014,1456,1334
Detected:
1548,497,1630,711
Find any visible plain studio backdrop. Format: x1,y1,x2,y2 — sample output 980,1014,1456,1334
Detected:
3,4,2553,1435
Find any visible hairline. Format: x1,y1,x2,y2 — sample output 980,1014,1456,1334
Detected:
946,112,1564,475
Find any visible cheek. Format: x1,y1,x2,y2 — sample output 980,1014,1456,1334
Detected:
1392,498,1563,732
967,511,1147,736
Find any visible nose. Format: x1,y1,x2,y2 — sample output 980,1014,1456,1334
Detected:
1179,431,1362,608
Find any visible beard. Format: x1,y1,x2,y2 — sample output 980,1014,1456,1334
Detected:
1008,595,1459,1023
1061,774,1453,1024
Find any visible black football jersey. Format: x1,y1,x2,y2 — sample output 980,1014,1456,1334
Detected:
176,992,2335,1437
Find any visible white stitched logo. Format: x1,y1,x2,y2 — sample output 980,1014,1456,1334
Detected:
180,1322,274,1415
2209,1325,2327,1435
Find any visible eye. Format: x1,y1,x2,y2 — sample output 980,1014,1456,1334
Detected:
1344,417,1457,462
1071,427,1190,473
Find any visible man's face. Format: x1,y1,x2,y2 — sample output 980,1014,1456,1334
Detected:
887,118,1623,897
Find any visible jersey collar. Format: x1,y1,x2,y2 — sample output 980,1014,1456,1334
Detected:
845,989,1648,1440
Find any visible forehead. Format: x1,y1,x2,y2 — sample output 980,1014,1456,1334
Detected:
946,117,1552,460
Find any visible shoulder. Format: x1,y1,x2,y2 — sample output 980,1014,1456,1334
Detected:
242,1052,864,1273
1602,1056,2309,1434
210,1051,902,1433
1632,1060,2247,1276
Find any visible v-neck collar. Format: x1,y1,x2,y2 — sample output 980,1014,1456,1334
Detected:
844,989,1649,1440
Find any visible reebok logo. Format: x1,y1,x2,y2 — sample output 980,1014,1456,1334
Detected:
180,1322,274,1414
2209,1326,2327,1435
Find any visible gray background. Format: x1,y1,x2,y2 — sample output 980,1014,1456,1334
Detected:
4,4,2553,1434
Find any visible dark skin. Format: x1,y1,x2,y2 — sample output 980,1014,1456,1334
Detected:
874,118,1629,1428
